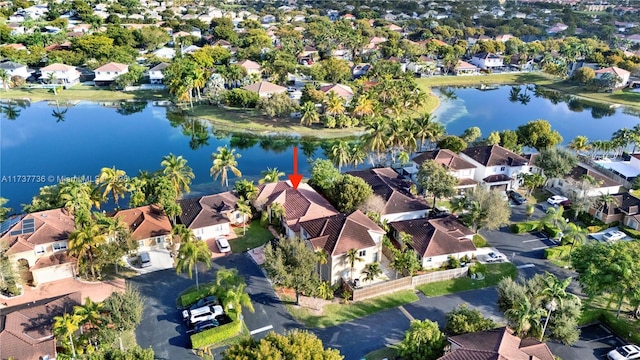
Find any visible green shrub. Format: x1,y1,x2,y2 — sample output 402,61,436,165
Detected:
544,225,562,238
447,256,461,269
468,262,486,276
191,311,242,349
544,245,571,260
600,311,640,345
578,309,602,326
578,212,605,226
511,222,536,234
472,234,489,247
620,225,640,239
180,284,217,308
586,224,609,233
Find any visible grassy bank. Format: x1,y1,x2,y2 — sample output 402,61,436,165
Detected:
3,84,169,102
541,81,640,110
417,262,518,297
285,290,418,328
416,72,557,88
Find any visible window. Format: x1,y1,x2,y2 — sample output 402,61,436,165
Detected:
138,240,145,248
53,242,67,251
500,167,506,171
358,250,366,257
35,245,45,255
156,236,165,245
426,257,432,262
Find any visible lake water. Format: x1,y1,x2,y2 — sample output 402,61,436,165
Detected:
434,85,640,143
1,85,639,211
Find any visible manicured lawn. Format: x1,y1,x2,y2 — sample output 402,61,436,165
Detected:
529,188,553,204
230,220,274,253
582,295,640,344
542,81,640,110
364,345,400,360
417,262,518,297
101,263,139,280
285,290,419,328
416,72,557,88
4,84,169,102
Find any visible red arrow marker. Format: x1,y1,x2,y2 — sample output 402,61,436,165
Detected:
288,146,303,190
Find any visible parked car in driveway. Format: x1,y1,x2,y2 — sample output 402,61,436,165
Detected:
187,319,219,334
603,230,626,242
216,236,231,253
608,345,640,360
507,190,527,205
138,251,152,268
182,305,224,324
484,252,507,263
547,195,569,205
187,296,218,310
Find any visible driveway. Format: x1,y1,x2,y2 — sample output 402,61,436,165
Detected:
549,323,627,360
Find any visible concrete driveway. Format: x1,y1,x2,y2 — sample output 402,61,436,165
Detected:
125,249,174,275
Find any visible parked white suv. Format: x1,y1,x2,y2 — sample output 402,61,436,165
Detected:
182,305,224,324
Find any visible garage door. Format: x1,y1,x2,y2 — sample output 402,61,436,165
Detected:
33,263,74,284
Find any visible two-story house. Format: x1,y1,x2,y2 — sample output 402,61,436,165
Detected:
253,181,338,239
347,168,430,222
148,62,170,84
390,216,477,270
590,192,640,225
411,149,478,193
39,63,81,88
94,62,129,86
112,205,172,251
460,145,531,191
0,208,76,285
546,164,621,199
299,210,385,284
440,327,554,360
470,52,504,69
0,61,29,81
177,192,245,240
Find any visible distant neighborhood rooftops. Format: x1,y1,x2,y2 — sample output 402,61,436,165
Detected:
95,62,128,72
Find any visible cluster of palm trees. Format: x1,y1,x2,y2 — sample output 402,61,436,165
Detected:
569,125,640,159
53,297,106,358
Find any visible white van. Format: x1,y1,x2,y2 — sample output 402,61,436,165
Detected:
182,305,224,324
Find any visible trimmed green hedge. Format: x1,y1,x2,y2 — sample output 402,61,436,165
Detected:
472,234,489,247
511,222,536,234
190,310,242,349
620,225,640,239
586,221,619,234
180,284,217,308
544,245,571,260
580,309,640,345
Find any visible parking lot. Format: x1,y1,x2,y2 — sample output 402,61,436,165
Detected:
549,323,627,359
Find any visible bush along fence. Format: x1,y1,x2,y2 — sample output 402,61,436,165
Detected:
345,267,469,302
190,310,242,350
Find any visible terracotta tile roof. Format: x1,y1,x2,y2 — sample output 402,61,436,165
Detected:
242,81,287,95
113,205,172,241
300,210,384,256
413,149,477,171
30,252,76,271
463,145,528,167
455,60,478,70
40,63,76,72
390,216,476,258
566,164,620,188
177,192,239,230
254,181,338,232
0,292,81,360
443,327,554,360
237,59,261,70
1,208,74,256
594,66,630,78
347,168,430,216
319,83,354,98
95,62,128,72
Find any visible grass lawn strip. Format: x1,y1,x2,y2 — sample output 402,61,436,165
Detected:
285,290,419,328
582,295,640,344
230,221,274,253
417,263,518,297
364,345,400,360
4,84,169,102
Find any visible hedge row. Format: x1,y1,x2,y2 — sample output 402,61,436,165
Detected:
580,309,640,345
585,221,619,234
472,234,489,247
190,311,241,349
620,225,640,239
544,245,571,260
510,222,536,234
180,284,217,308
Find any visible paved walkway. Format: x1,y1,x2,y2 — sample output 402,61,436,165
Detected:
1,277,125,307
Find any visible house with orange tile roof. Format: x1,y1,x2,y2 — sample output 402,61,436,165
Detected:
348,168,430,222
242,81,287,97
0,292,81,360
453,60,479,75
319,83,354,101
0,208,76,285
237,59,262,75
112,205,172,250
39,63,81,88
440,327,554,360
94,62,129,85
299,210,385,284
177,192,246,240
594,66,631,88
253,181,339,239
390,215,477,269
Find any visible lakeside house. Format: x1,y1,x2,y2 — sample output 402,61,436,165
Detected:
594,66,631,88
242,81,287,97
460,145,531,191
410,149,479,193
112,205,172,251
177,192,245,240
148,62,170,84
470,52,504,70
94,62,129,86
546,163,622,198
39,63,81,88
0,61,29,81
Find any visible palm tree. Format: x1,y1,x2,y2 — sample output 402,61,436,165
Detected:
597,193,616,214
352,95,375,119
0,69,10,91
350,142,367,170
171,223,196,250
259,167,285,184
568,135,590,154
59,179,93,221
330,140,351,172
210,146,242,190
300,101,319,126
324,91,345,117
161,153,195,196
316,248,328,281
221,283,254,316
363,262,382,283
345,248,364,281
47,72,58,95
539,272,575,307
505,297,545,337
68,221,106,280
317,281,333,300
236,197,252,235
74,297,104,340
269,202,285,225
363,117,389,165
175,233,212,290
53,312,83,358
96,167,129,209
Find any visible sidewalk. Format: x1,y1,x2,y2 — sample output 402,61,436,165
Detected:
1,277,125,307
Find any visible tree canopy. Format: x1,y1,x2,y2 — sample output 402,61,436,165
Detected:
223,330,343,360
535,148,577,180
516,120,563,150
416,160,458,208
263,237,317,305
398,319,447,360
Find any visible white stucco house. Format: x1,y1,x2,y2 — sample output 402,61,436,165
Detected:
94,62,129,84
460,145,532,191
0,61,30,80
594,66,631,88
411,149,479,193
177,192,246,240
148,62,170,84
39,63,81,88
546,164,622,198
470,52,504,69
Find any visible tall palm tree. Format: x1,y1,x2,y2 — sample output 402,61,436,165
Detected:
171,223,196,250
210,146,242,190
324,91,346,117
349,142,367,170
0,69,10,91
352,95,375,119
345,248,364,281
330,140,351,171
300,101,319,126
539,272,575,307
68,222,106,280
175,234,212,290
269,202,285,225
597,193,616,214
221,283,254,315
505,297,545,337
568,135,590,154
96,167,129,209
259,167,285,184
161,153,195,196
47,72,58,95
363,262,382,283
74,297,104,336
53,312,83,358
236,197,251,235
59,180,93,221
363,117,389,165
316,248,328,281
